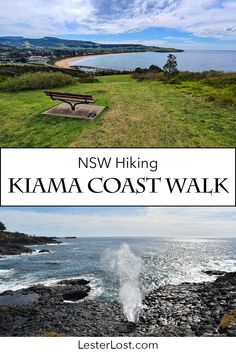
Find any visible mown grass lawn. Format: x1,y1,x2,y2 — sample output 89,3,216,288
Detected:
0,74,235,147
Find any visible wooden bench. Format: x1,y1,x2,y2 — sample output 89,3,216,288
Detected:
44,91,96,111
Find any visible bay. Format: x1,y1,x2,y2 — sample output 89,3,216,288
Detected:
72,50,236,72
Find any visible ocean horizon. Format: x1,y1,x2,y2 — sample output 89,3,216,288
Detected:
1,236,236,301
72,50,236,72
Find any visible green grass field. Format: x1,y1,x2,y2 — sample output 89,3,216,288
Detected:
0,74,235,147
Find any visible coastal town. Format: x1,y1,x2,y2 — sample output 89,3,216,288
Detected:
0,36,183,65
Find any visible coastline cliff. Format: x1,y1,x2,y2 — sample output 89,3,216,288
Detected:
0,230,61,256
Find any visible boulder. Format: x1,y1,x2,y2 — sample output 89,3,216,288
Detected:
57,279,90,286
0,290,14,296
115,321,137,334
62,289,89,301
203,270,226,276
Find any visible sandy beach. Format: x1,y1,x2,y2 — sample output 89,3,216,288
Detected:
55,53,119,69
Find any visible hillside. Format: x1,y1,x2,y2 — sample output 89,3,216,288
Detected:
0,74,235,148
0,230,61,256
0,36,183,53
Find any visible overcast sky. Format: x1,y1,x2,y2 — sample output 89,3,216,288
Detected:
0,207,235,238
0,0,236,49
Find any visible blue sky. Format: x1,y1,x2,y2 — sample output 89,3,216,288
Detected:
0,0,236,49
0,207,235,238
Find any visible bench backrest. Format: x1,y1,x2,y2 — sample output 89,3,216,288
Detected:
45,91,93,100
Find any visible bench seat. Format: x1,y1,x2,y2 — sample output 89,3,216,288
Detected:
44,91,96,110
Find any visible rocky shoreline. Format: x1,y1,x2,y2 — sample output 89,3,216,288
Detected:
0,231,61,257
0,271,235,337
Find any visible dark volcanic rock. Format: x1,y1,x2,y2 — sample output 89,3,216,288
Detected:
0,230,61,256
203,270,227,276
0,272,235,337
0,293,39,306
63,290,89,301
61,284,91,302
215,272,236,285
141,271,236,337
0,290,14,296
38,249,51,254
116,322,137,334
0,243,33,256
57,279,90,286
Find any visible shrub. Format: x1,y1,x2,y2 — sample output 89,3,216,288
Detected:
202,75,236,88
148,65,163,73
0,222,6,232
0,64,83,78
167,77,182,84
79,75,99,83
218,91,236,106
219,310,236,332
132,67,236,86
134,67,147,74
132,66,163,80
206,90,236,107
39,332,64,337
177,71,205,81
94,69,132,76
0,71,76,92
145,71,166,81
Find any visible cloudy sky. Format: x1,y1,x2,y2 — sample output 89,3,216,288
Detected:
0,0,236,49
0,207,235,238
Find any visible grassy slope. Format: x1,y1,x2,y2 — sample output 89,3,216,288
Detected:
0,75,235,147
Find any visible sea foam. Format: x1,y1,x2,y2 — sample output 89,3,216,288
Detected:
105,243,143,323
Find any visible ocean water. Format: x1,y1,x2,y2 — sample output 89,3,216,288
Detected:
72,50,236,72
0,237,236,301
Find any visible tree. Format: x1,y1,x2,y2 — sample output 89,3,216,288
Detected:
0,221,6,232
148,65,163,73
163,54,178,77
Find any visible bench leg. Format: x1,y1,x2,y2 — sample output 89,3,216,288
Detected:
73,102,84,110
51,99,85,111
68,102,76,111
66,102,84,111
62,101,76,110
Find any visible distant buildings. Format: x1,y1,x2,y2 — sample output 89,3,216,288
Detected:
0,47,56,65
27,56,51,64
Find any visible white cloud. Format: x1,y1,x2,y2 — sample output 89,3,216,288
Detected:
0,0,95,36
0,207,235,238
0,0,235,40
98,39,168,46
